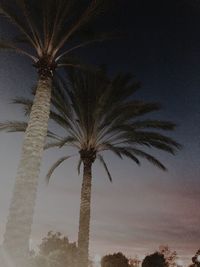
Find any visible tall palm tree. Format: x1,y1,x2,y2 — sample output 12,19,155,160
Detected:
0,0,109,264
0,69,181,267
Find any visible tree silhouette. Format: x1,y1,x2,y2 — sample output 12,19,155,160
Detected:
191,249,200,267
142,252,168,267
101,252,130,267
0,1,108,264
159,245,177,267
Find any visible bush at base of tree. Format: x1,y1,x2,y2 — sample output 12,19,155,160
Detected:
101,252,130,267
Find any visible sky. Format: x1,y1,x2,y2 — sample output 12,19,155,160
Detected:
0,0,200,266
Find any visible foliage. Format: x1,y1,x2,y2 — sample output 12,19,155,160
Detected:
0,0,110,73
159,245,177,267
190,249,200,267
129,256,141,267
101,252,130,267
142,252,168,267
0,69,181,181
29,231,78,267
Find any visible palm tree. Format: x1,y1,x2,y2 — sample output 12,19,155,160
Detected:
0,0,109,264
0,69,181,267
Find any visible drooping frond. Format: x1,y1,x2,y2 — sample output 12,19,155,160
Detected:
12,97,33,116
46,156,72,184
44,136,78,150
127,148,167,171
97,142,123,159
77,158,82,175
97,154,112,182
114,147,140,165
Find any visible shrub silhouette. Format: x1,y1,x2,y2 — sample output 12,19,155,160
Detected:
142,252,168,267
101,252,130,267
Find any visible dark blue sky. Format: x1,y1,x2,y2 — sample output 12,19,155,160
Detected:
84,0,200,172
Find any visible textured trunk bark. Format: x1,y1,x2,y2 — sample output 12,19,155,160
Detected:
3,76,52,266
77,160,93,267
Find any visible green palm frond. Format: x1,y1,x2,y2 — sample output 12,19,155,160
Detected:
97,154,113,182
46,156,72,184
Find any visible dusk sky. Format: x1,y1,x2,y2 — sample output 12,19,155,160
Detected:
0,0,200,266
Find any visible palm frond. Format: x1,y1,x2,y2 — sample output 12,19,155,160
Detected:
53,0,107,56
0,120,58,140
15,0,42,49
44,136,78,150
97,143,122,159
56,55,99,73
97,154,112,182
44,140,63,150
116,148,140,165
0,121,27,132
12,97,33,116
46,156,72,184
132,131,181,148
0,2,39,50
131,120,177,130
77,158,82,175
0,39,37,60
56,32,118,62
129,148,167,171
49,111,71,129
59,136,77,148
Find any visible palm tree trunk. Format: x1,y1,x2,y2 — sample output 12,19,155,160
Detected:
77,160,93,267
3,76,52,266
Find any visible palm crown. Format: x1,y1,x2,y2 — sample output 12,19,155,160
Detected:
1,69,181,181
0,0,108,76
